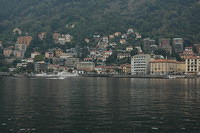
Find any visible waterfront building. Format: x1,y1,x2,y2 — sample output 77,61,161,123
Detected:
185,56,200,75
150,59,177,75
52,58,65,66
176,62,186,74
131,54,151,75
173,38,184,53
34,62,48,72
65,58,80,68
77,62,95,72
121,64,131,74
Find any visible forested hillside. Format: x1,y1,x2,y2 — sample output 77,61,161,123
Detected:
0,0,200,43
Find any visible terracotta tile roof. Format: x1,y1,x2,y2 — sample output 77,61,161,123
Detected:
150,59,177,63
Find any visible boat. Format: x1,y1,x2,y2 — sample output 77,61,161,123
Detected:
31,71,79,78
168,75,185,79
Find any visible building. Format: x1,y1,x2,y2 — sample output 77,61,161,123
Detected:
117,53,131,59
194,44,200,54
65,48,78,57
185,56,200,75
57,34,73,44
95,65,119,74
127,28,134,34
109,35,115,40
52,58,65,66
131,54,151,75
149,45,158,53
85,38,90,43
173,38,184,53
13,27,22,35
34,62,48,72
121,64,131,74
55,49,63,57
77,62,95,72
126,46,133,52
120,39,126,44
176,62,186,74
179,47,196,59
13,50,25,59
143,38,156,53
17,36,32,46
31,52,40,59
15,43,27,51
53,32,61,40
103,51,112,59
135,32,142,39
38,32,46,40
102,36,109,44
0,41,3,48
13,43,27,58
135,46,143,54
65,58,80,68
159,38,172,55
45,51,54,59
150,59,177,75
3,47,13,57
114,32,121,37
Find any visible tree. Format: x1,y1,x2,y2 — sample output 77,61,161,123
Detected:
106,51,117,65
130,48,138,56
34,55,44,62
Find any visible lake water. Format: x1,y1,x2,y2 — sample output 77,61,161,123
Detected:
0,77,200,133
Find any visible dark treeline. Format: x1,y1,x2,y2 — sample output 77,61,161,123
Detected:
0,0,200,45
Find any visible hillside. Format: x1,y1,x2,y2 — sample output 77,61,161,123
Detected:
0,0,200,43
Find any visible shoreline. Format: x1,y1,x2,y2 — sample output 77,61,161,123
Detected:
1,72,199,79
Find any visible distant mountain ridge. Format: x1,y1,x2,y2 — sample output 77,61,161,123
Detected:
0,0,200,43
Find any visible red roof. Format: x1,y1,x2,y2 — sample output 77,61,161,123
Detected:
150,59,177,63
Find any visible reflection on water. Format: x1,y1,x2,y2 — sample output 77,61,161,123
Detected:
0,77,200,133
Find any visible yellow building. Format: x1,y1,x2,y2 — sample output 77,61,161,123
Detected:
150,59,177,75
176,62,186,74
55,49,63,57
185,56,200,75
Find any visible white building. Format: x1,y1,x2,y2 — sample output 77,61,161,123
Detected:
131,54,151,75
31,52,40,59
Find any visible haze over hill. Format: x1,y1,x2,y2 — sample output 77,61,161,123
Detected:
0,0,200,43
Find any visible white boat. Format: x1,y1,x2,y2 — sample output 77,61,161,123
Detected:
168,75,185,79
32,71,79,78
